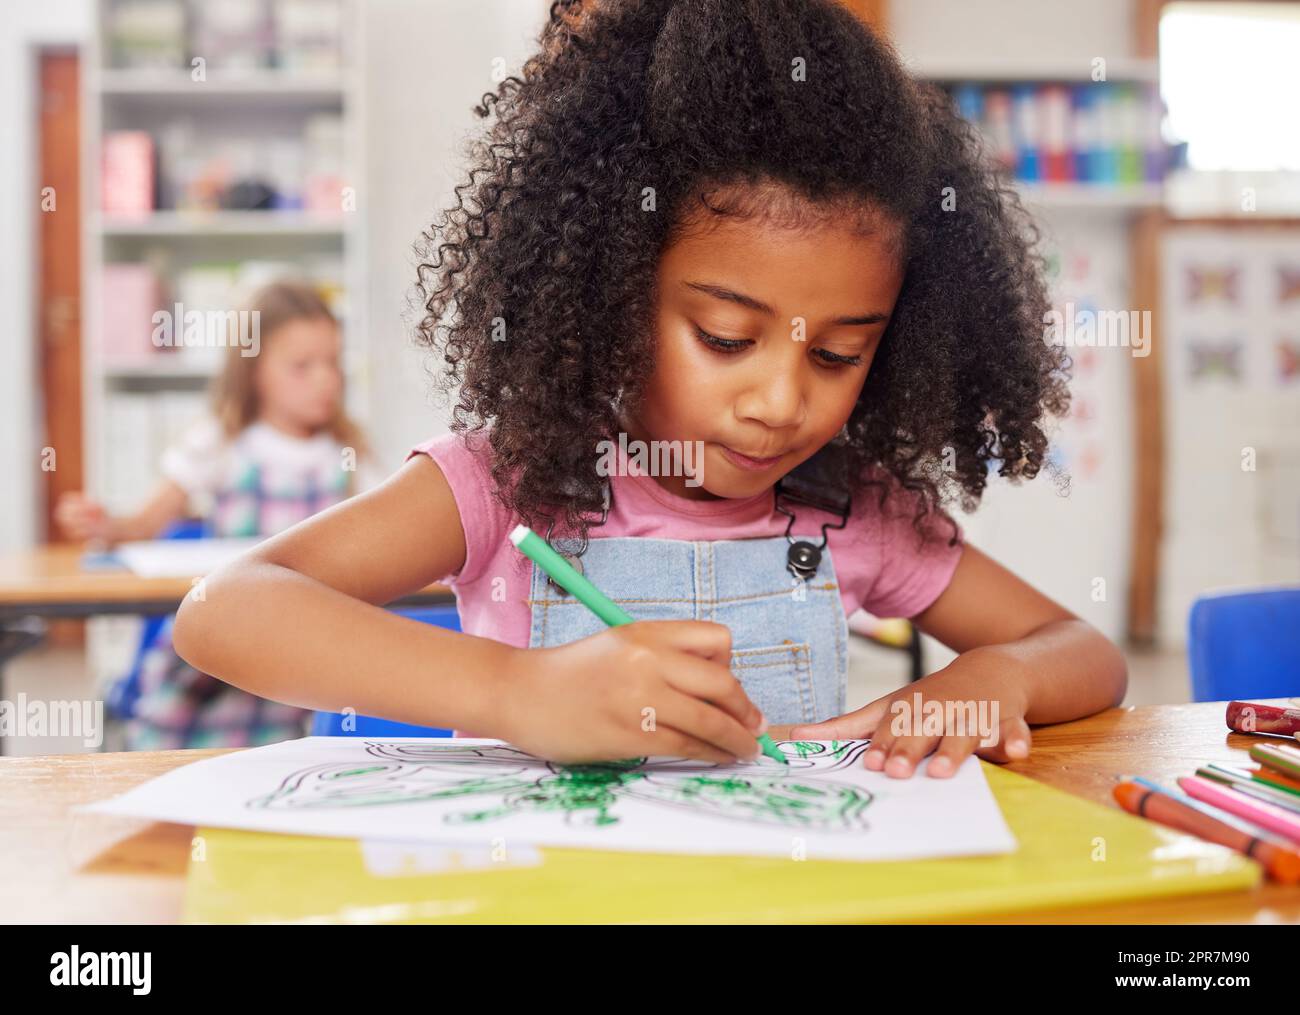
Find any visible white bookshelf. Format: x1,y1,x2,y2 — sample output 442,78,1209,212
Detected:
81,0,369,512
97,210,348,236
1015,181,1165,212
906,57,1160,84
99,67,355,96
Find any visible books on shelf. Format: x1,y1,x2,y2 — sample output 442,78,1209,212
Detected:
101,131,155,216
101,263,163,366
102,390,208,514
99,256,345,376
106,0,344,74
106,0,187,70
951,82,1172,186
103,112,345,216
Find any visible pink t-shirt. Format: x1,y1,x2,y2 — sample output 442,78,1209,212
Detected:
409,431,964,647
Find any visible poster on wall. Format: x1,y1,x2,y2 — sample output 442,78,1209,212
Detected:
1160,229,1300,645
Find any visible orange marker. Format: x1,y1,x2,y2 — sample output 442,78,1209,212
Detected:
1113,779,1300,884
1246,764,1300,797
1202,761,1300,797
1251,741,1300,783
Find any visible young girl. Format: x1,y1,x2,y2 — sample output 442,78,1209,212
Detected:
59,279,382,749
173,0,1126,777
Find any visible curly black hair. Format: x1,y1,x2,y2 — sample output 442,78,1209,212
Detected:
412,0,1069,550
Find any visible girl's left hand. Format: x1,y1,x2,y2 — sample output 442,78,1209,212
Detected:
781,651,1033,778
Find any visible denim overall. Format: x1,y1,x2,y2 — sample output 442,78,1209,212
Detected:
524,463,851,725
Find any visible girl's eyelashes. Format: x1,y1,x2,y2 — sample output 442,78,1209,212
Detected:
694,326,752,352
813,348,864,368
694,326,864,368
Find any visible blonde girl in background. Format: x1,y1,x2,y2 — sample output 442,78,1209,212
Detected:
57,279,385,748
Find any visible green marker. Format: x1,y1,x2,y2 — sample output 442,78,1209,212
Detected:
509,524,787,765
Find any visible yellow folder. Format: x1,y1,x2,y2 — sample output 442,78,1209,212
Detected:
183,762,1260,923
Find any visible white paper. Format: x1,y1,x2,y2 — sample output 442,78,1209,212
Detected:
83,737,1016,862
111,538,261,578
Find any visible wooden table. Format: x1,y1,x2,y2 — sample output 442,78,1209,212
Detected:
0,544,454,754
2,700,1298,923
0,544,452,620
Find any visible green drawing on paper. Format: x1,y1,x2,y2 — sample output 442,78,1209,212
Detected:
247,740,874,833
447,761,645,827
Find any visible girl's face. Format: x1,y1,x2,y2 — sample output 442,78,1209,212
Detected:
625,208,905,500
254,317,344,436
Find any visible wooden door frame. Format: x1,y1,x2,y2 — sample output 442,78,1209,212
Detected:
37,48,84,546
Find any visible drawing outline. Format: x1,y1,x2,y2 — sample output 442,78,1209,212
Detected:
247,740,875,833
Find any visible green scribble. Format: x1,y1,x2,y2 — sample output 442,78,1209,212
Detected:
787,740,851,760
636,772,872,828
446,760,648,827
329,766,389,778
249,741,875,833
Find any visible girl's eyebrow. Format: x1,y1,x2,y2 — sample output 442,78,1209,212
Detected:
682,280,889,326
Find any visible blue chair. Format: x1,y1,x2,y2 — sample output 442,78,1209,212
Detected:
105,518,211,720
310,604,459,737
1188,587,1300,702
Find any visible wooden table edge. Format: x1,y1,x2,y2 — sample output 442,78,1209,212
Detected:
2,700,1298,924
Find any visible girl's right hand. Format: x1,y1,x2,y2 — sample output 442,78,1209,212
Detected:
55,492,112,543
499,620,766,765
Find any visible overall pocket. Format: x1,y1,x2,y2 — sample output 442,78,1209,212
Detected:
730,641,816,726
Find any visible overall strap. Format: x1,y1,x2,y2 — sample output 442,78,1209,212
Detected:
774,451,852,580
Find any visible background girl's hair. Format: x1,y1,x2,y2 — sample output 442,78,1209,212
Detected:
211,279,368,456
413,0,1070,548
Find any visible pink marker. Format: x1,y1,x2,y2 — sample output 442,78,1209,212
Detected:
1178,775,1300,845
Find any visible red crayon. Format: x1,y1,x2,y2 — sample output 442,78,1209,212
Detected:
1226,701,1300,737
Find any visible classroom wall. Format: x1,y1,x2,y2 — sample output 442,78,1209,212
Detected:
957,209,1137,643
889,0,1141,69
359,0,550,471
